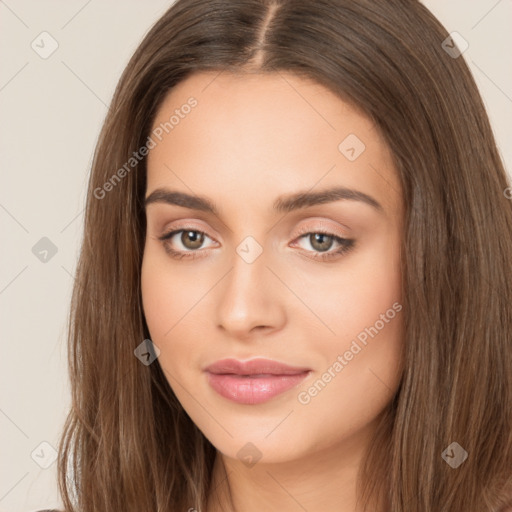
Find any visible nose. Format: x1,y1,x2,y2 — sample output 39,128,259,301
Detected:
215,245,286,341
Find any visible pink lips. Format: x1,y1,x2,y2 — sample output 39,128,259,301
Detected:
204,358,311,405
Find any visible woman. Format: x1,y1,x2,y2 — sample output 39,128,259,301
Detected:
47,0,512,510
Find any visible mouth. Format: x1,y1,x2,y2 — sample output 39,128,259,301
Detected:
204,358,311,405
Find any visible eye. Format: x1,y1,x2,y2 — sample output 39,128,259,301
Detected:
292,230,355,261
157,226,355,262
158,228,216,260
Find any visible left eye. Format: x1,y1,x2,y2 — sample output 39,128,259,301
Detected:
296,232,341,252
292,232,355,260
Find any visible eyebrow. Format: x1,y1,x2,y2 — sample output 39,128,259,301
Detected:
144,186,383,214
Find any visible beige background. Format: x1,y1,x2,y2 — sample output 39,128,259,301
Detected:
0,1,511,510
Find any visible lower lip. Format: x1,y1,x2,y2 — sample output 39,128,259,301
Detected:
206,372,310,405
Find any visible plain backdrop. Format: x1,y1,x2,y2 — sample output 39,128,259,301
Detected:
0,1,511,510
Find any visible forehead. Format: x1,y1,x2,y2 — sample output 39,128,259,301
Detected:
146,70,401,220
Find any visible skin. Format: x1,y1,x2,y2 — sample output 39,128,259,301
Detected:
141,70,404,512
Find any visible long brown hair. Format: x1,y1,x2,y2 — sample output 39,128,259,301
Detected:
57,0,512,510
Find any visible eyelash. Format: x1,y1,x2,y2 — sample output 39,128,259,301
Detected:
157,226,355,262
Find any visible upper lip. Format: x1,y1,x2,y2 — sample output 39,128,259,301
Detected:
204,358,311,376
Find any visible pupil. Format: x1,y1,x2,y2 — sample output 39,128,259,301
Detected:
312,233,332,252
183,231,203,249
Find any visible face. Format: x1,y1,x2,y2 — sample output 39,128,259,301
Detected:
141,70,404,465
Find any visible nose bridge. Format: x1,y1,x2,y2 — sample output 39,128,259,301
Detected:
215,235,285,336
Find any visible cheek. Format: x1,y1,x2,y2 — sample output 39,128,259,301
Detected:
298,229,403,349
297,308,403,441
141,247,200,340
140,247,216,381
141,255,171,340
295,234,404,434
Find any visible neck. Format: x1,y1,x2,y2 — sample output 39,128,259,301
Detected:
206,416,386,512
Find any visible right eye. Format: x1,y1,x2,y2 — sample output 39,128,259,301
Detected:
158,228,217,260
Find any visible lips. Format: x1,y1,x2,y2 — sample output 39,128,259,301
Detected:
205,358,311,376
204,358,311,405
